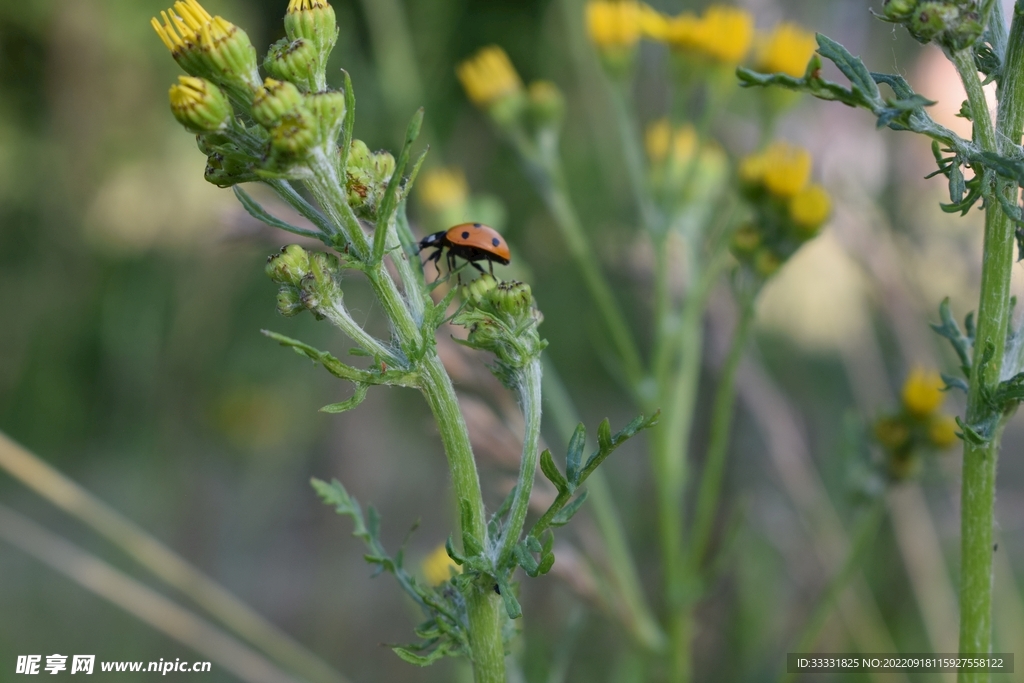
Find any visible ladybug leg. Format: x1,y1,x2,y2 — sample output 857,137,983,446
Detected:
488,260,494,277
424,249,443,281
469,260,486,274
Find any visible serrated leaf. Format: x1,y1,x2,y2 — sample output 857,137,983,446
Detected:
941,373,970,393
815,33,881,105
565,423,586,485
540,449,569,494
320,383,369,413
311,477,369,539
550,490,589,527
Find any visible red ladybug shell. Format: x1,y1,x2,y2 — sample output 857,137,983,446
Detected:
444,223,511,263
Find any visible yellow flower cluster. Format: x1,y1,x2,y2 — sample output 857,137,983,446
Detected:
456,46,523,109
739,141,811,198
664,5,754,64
874,368,958,481
754,22,818,77
644,119,698,165
421,545,461,586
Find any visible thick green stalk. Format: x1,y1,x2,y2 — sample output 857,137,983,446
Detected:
419,357,505,683
497,359,544,566
689,293,756,565
951,31,1024,680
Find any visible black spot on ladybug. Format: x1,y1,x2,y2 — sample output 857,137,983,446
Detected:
462,231,470,239
490,238,499,247
474,222,481,227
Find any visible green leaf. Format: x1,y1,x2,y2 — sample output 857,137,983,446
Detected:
564,423,586,486
514,543,540,577
311,477,369,540
550,490,589,528
597,418,613,452
540,449,569,494
495,574,522,619
815,33,881,105
338,69,356,171
392,645,449,666
374,108,424,263
320,383,369,413
233,186,326,242
930,298,973,373
955,416,990,445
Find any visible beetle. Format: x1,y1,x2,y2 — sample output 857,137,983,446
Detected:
418,222,511,277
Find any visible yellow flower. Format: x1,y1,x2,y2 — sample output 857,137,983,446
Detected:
760,141,811,198
151,0,260,92
168,76,232,132
585,1,641,48
456,46,523,109
419,167,469,212
644,119,698,164
789,183,831,235
928,414,959,449
755,22,818,77
699,6,754,63
901,368,946,418
663,5,753,64
421,545,460,586
874,415,911,451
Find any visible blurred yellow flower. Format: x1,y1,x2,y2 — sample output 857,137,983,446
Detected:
874,416,911,451
928,414,959,449
419,167,469,212
755,22,818,77
585,1,641,48
421,545,460,586
457,46,523,108
789,183,831,235
644,119,698,164
902,368,946,418
761,142,811,197
664,5,754,64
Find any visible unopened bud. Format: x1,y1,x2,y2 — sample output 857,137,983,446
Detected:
284,0,338,81
883,0,919,20
269,108,318,160
204,152,258,187
345,139,396,218
266,244,311,286
908,2,960,43
464,273,499,305
264,38,319,91
491,280,533,316
169,76,232,132
304,90,347,143
252,78,304,128
276,287,305,316
527,80,565,129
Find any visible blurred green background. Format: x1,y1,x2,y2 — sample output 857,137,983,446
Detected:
1,0,1022,681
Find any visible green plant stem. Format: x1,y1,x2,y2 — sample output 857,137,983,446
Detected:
780,498,887,683
608,80,660,232
0,432,347,683
419,357,505,683
951,34,1024,680
689,291,756,565
497,359,544,567
541,360,665,652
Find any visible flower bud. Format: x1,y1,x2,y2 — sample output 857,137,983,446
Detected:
457,46,527,128
252,78,304,128
527,80,565,129
168,76,232,132
464,273,499,305
345,139,396,218
874,416,911,451
284,0,338,81
908,2,960,43
266,244,311,286
927,414,958,448
491,280,533,316
304,90,347,144
269,108,318,161
264,38,319,91
901,368,945,418
753,248,782,278
276,287,305,316
730,224,761,257
204,152,258,187
788,183,831,238
883,0,919,21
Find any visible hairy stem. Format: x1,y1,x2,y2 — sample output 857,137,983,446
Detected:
497,359,544,566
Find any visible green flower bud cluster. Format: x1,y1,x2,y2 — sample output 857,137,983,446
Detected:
266,244,344,319
284,0,339,91
872,368,959,481
732,142,830,279
454,275,546,384
345,140,397,219
879,0,985,51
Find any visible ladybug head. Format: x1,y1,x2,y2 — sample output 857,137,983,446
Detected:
418,231,446,251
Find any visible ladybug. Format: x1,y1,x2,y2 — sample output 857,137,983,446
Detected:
418,222,511,276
